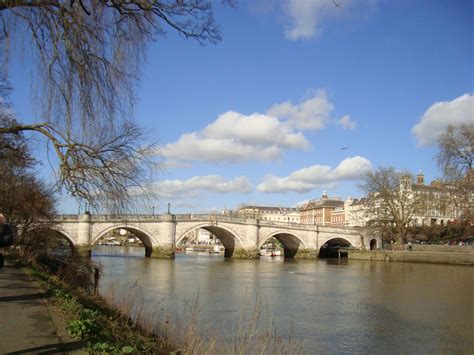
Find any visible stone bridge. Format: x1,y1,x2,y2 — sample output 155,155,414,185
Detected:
50,213,381,259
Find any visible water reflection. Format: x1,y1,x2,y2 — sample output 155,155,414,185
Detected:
93,252,474,353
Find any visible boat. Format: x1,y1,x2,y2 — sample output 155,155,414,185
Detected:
208,245,224,254
260,249,282,257
259,245,282,257
104,238,121,246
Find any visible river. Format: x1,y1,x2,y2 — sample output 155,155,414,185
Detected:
92,247,474,353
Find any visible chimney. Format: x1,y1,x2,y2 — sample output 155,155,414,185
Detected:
416,171,425,185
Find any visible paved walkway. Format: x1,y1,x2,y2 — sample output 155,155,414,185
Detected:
0,261,87,354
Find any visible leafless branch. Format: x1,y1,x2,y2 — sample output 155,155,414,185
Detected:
0,1,224,211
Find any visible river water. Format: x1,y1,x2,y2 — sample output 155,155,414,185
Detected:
92,247,474,353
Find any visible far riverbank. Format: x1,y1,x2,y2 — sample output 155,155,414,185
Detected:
348,247,474,266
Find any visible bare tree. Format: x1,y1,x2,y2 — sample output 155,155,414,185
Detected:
0,0,231,211
437,124,473,179
0,115,58,258
359,167,425,244
436,123,474,223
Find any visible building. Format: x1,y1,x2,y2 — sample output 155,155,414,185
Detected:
298,192,344,226
344,197,371,227
409,173,465,226
237,205,300,223
344,172,467,228
330,206,346,227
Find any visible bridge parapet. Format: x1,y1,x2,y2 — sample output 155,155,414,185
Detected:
174,214,248,224
89,214,169,222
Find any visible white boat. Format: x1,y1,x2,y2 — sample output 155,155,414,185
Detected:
259,247,282,257
104,238,121,246
208,245,224,254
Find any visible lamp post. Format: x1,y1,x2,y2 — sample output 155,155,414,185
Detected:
167,202,171,214
152,206,155,216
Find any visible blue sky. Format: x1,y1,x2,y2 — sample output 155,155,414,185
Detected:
9,0,474,214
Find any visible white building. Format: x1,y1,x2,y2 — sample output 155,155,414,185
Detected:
237,205,300,223
344,172,467,227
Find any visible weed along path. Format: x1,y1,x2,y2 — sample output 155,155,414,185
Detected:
0,262,86,354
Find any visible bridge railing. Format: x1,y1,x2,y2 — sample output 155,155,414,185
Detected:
174,214,249,223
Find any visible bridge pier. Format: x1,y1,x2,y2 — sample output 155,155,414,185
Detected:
74,245,93,258
150,214,176,259
151,246,175,259
233,248,260,259
228,219,261,259
77,213,92,245
294,248,318,259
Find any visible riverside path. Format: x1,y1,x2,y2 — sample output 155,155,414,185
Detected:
0,261,86,354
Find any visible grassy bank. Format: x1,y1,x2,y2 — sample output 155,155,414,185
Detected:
348,250,474,266
28,267,164,354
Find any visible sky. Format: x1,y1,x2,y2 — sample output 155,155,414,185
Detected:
8,0,474,214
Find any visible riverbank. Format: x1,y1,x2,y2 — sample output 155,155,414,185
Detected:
0,253,174,354
348,249,474,266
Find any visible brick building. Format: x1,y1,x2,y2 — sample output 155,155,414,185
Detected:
298,192,344,226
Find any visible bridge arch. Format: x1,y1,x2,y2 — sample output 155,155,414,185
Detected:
319,236,353,258
370,238,377,250
32,227,75,256
93,224,155,257
260,231,308,258
319,236,354,248
177,223,244,258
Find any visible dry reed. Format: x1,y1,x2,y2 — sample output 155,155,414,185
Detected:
100,281,305,354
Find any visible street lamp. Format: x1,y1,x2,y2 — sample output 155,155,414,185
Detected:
152,206,155,216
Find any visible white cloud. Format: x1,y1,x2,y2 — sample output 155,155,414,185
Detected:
282,0,343,40
257,156,372,193
156,175,252,199
203,111,308,149
267,90,334,130
338,115,357,130
162,132,283,163
161,90,347,164
412,93,474,146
